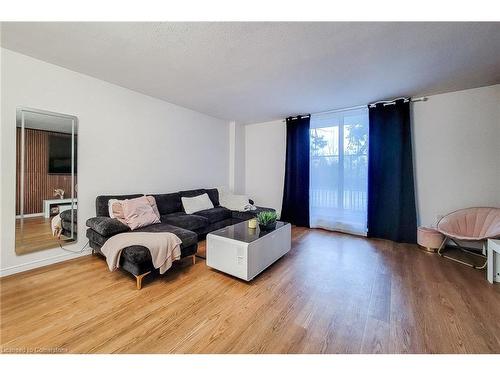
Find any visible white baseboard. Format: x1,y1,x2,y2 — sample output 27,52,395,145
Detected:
15,212,44,219
0,249,92,277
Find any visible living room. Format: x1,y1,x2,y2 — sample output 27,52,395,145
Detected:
1,1,500,373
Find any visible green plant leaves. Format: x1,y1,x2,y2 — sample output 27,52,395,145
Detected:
256,211,278,225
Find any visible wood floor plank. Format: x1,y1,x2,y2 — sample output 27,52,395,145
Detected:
1,227,499,354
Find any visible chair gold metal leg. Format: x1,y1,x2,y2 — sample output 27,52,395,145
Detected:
437,236,448,256
135,271,151,290
438,237,487,269
475,257,488,270
476,242,488,270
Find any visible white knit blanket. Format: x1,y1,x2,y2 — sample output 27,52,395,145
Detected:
101,232,182,274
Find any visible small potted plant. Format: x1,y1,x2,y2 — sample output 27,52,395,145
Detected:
256,211,278,231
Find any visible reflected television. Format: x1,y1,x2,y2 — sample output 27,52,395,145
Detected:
48,134,76,174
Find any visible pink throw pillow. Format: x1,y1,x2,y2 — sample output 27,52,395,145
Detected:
122,196,160,230
145,196,160,219
109,200,127,224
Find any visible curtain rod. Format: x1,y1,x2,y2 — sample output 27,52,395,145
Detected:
368,96,427,108
282,97,427,122
313,104,367,116
284,114,310,122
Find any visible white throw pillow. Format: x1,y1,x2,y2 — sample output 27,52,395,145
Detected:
182,193,214,214
219,194,251,211
108,199,120,218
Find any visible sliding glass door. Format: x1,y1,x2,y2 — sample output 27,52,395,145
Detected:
309,108,369,235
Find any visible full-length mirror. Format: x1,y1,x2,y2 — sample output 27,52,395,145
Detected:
15,108,78,255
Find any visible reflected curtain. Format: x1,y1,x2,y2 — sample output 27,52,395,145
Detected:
367,99,417,243
281,115,310,227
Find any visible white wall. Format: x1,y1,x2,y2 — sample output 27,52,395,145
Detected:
228,121,246,194
244,85,500,228
412,84,500,226
244,120,286,215
0,48,229,276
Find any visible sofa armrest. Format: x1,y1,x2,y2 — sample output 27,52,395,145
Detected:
86,216,130,237
60,208,77,223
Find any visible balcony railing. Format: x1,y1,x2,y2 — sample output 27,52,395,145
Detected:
310,188,367,211
310,153,367,212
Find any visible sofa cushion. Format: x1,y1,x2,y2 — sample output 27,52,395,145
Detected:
86,216,130,237
96,194,143,217
195,207,232,224
134,222,198,248
86,221,198,249
151,193,182,215
231,206,276,222
160,212,209,231
86,228,111,248
197,218,234,236
231,211,257,222
60,209,77,223
61,219,76,232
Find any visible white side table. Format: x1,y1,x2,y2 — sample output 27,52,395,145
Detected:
43,198,77,218
487,239,500,283
58,204,77,213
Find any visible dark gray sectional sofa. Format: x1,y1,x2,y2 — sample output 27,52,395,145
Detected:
86,188,274,289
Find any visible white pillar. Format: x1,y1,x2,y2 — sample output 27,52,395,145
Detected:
228,121,245,194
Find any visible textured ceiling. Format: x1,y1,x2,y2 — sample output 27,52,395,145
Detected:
2,22,500,123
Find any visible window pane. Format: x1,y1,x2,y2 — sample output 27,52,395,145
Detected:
343,115,368,156
310,155,340,208
310,126,338,157
310,108,368,235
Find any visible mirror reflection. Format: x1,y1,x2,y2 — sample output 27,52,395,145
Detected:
15,108,78,254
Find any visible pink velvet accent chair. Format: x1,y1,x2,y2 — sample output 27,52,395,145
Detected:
437,207,500,269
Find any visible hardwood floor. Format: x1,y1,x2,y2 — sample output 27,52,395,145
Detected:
15,216,75,255
1,227,499,353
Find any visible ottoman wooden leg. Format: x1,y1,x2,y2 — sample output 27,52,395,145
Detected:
192,255,196,265
135,271,151,290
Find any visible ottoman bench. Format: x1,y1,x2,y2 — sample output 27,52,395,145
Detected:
417,226,444,252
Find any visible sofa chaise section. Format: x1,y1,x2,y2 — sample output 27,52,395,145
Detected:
87,194,199,289
86,221,198,288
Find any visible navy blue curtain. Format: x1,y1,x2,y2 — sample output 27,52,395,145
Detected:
367,100,417,243
281,115,310,227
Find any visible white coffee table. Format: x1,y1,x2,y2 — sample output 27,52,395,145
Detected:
206,221,291,281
